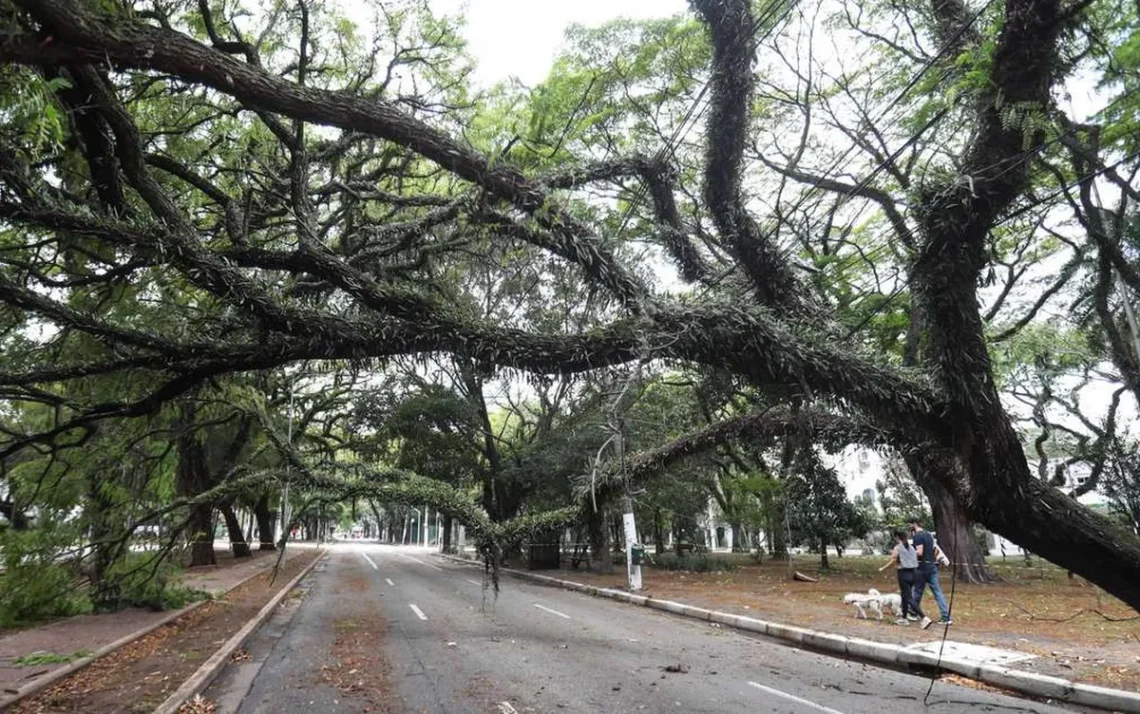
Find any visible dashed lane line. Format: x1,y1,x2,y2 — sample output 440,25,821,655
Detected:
385,578,395,586
400,554,444,571
533,603,571,620
360,553,378,570
747,681,846,714
409,603,428,621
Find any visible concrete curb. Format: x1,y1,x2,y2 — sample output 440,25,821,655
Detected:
0,550,307,712
438,553,1140,714
149,548,327,714
0,601,208,711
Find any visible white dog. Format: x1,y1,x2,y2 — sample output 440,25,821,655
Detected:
842,589,903,620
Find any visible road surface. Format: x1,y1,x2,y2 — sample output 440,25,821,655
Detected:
206,543,1079,713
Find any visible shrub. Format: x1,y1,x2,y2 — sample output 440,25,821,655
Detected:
646,553,736,572
0,530,92,628
96,553,210,612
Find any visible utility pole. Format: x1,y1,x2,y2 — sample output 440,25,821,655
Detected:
619,413,642,591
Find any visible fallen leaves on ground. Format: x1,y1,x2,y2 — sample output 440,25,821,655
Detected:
177,694,216,714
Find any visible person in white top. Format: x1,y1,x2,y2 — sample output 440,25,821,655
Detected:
879,529,926,626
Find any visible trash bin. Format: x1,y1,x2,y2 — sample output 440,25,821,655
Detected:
630,543,645,566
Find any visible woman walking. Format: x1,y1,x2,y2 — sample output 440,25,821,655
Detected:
879,529,927,627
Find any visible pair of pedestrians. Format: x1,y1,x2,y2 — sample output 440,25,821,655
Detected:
878,519,952,629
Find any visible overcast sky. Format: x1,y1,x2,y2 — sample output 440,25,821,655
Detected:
427,0,690,87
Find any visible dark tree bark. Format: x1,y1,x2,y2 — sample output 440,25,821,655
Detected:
589,506,614,574
730,520,745,552
906,456,995,583
254,491,276,551
186,503,216,567
653,507,665,555
221,503,252,557
441,513,454,553
87,477,116,596
0,499,29,530
176,399,215,567
770,503,788,559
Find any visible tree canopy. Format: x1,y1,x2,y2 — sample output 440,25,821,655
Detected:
0,0,1139,610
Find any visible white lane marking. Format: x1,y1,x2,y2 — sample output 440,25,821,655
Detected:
747,681,846,714
360,553,378,570
533,603,571,620
409,603,428,620
465,578,482,586
497,703,518,714
400,554,444,571
385,578,395,586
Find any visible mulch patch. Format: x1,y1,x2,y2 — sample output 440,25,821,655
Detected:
11,551,319,714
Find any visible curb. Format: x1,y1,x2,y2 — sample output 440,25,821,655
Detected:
0,550,307,712
438,553,1140,714
149,548,327,714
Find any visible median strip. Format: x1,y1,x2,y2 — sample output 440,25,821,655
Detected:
5,549,324,714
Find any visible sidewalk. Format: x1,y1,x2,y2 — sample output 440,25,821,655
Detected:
0,545,312,698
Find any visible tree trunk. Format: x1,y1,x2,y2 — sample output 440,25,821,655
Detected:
187,503,216,566
588,505,614,574
87,477,116,599
730,521,744,552
176,398,216,567
222,504,252,557
770,501,788,559
907,455,996,583
442,513,454,553
653,508,665,555
254,492,276,551
819,538,829,570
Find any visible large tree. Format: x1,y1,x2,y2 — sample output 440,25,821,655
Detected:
1,0,1139,607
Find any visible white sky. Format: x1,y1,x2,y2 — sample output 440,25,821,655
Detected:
428,0,689,88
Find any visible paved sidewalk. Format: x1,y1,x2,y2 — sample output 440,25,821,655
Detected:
0,545,313,697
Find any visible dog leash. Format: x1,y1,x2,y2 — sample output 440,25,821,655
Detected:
923,563,958,704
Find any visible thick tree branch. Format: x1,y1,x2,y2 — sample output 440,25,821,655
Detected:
692,0,807,307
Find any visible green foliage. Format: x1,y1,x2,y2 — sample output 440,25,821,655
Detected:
785,450,870,555
0,528,91,628
875,458,931,527
12,649,93,667
96,554,209,612
648,552,735,572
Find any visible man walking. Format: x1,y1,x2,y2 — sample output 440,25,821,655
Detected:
909,518,951,628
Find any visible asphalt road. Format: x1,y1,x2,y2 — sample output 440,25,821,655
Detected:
206,543,1079,714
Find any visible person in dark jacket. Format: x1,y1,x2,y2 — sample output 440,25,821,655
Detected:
909,518,952,627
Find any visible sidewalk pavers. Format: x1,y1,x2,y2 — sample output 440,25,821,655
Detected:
0,545,312,698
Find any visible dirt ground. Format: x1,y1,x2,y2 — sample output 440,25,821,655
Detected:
557,555,1140,691
10,551,319,714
